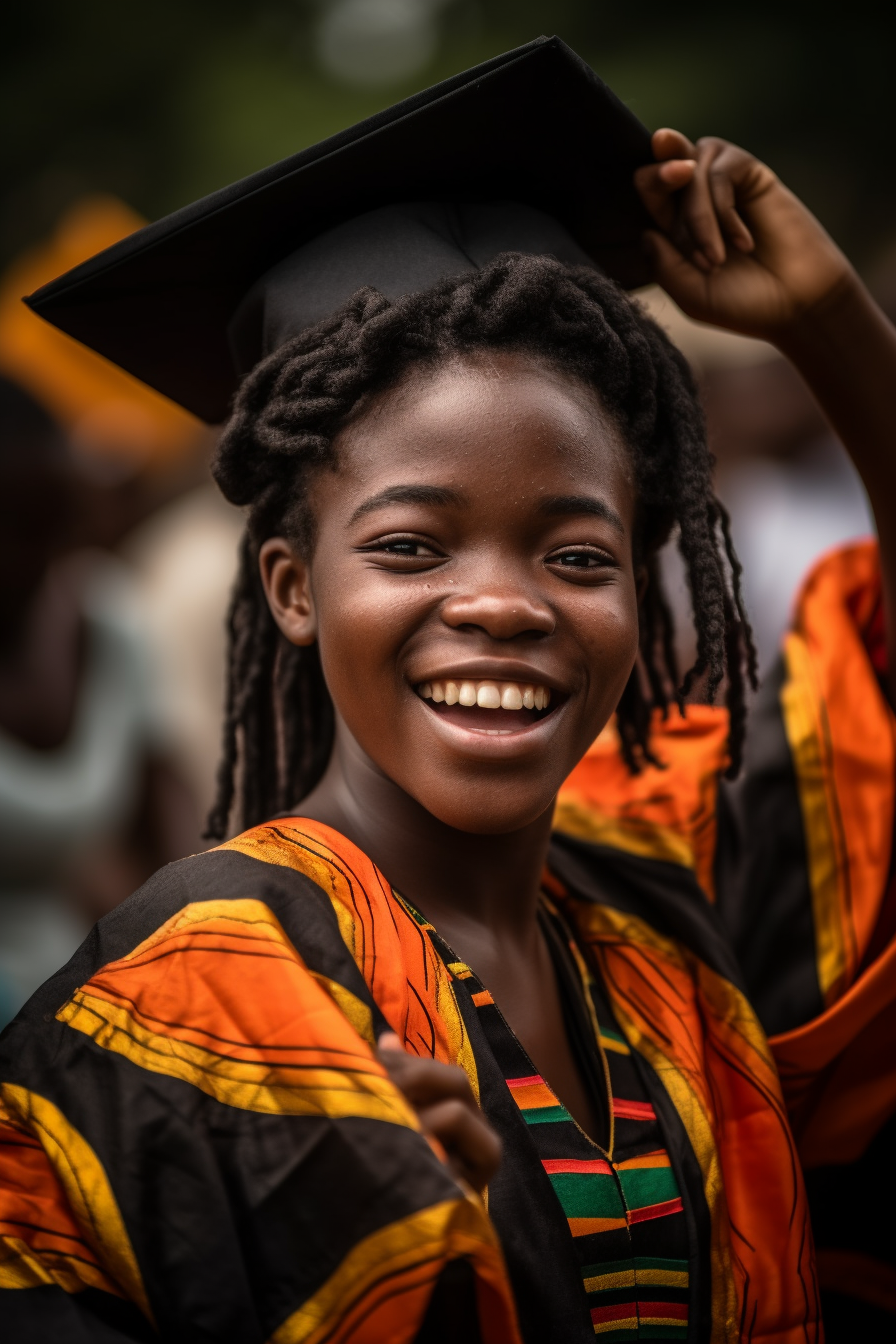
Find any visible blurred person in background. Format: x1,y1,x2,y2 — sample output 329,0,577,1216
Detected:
124,475,244,820
0,195,209,545
0,201,219,1028
0,193,244,829
706,355,872,671
0,376,198,1027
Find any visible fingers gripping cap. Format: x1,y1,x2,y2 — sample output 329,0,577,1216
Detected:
228,200,596,376
24,36,653,423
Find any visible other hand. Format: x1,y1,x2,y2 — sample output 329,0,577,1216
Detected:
634,129,857,343
378,1031,501,1193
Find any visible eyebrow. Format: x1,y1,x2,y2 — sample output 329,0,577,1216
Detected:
538,494,626,533
348,483,465,524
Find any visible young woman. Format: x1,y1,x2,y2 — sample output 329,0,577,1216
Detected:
2,39,895,1344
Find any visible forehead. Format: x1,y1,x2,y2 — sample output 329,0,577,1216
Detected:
329,352,634,503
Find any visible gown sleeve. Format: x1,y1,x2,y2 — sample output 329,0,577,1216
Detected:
717,539,896,1334
0,849,517,1344
713,540,896,1160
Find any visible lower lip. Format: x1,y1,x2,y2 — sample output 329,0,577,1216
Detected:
426,701,542,734
416,696,563,745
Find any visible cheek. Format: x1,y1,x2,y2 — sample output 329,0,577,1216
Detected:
311,570,419,716
577,579,641,688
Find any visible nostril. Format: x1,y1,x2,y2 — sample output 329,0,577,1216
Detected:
452,621,553,641
441,593,555,639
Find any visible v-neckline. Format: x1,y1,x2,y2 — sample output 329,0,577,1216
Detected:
396,891,616,1155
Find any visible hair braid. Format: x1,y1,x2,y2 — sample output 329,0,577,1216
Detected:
206,253,757,838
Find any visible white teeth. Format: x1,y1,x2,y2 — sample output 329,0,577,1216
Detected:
477,683,501,709
419,678,554,712
501,684,523,710
459,681,477,707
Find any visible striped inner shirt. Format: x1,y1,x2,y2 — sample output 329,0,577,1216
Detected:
427,904,690,1340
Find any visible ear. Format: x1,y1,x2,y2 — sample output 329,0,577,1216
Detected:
635,563,649,605
259,537,317,647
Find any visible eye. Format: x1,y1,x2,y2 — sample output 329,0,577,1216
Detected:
358,533,445,563
546,545,616,571
381,540,432,557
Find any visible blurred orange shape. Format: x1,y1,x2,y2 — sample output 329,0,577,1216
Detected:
0,196,205,471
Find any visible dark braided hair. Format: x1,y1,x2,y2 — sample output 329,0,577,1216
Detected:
206,253,757,840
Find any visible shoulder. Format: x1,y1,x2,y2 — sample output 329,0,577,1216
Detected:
0,822,390,1089
6,824,364,1033
555,704,730,900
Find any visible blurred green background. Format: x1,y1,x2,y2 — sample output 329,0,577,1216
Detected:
3,0,891,270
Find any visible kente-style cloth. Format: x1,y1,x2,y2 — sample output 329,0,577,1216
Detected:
1,540,894,1343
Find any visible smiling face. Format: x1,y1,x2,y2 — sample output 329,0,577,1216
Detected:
261,350,642,834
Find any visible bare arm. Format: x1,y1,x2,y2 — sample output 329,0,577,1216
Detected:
635,130,896,696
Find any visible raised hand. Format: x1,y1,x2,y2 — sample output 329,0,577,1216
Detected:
635,128,855,342
635,126,896,700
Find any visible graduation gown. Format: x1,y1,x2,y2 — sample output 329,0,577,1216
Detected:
1,540,893,1342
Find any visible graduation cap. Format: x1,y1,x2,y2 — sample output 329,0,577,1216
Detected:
25,36,653,425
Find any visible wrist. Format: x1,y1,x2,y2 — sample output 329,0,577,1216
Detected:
774,267,873,366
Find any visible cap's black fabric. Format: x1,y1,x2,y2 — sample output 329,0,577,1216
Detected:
227,200,596,377
25,36,653,423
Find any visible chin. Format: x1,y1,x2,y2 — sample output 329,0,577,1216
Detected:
410,782,557,836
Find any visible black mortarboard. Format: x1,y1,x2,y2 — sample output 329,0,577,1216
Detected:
25,36,652,424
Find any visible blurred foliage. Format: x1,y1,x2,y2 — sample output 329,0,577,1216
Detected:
2,0,892,271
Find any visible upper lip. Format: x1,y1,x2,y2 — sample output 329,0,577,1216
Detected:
409,659,568,694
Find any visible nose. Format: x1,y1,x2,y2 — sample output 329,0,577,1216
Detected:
440,580,555,641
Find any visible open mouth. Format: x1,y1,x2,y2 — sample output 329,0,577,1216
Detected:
417,678,560,734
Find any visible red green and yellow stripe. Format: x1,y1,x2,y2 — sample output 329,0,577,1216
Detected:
505,1074,571,1125
598,1027,631,1056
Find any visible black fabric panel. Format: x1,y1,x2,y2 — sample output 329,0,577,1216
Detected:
804,1110,896,1338
548,832,747,991
2,1021,460,1342
714,657,824,1036
1,1286,157,1343
804,1110,896,1269
820,1291,895,1340
414,1258,483,1344
450,984,595,1344
1,846,389,1044
242,1117,462,1338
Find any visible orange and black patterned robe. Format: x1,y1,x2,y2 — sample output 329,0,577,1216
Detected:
1,541,894,1342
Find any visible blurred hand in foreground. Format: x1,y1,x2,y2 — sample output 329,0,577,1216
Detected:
378,1031,502,1194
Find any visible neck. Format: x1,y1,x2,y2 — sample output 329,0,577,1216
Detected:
296,719,554,959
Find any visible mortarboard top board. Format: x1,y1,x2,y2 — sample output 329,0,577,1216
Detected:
25,36,654,425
